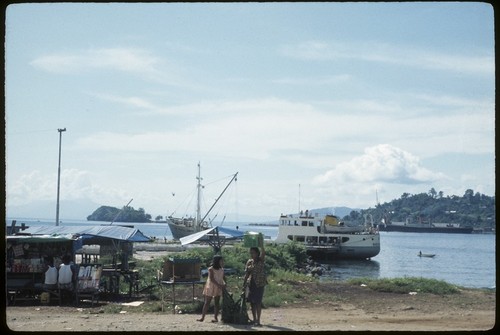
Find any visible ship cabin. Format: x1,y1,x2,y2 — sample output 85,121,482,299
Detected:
278,211,350,246
279,210,323,228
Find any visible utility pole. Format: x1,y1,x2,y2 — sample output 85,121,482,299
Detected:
55,128,66,226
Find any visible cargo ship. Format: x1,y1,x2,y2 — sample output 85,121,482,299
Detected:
377,218,473,234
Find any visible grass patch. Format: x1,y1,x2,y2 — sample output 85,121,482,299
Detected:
136,301,164,313
179,300,204,314
101,303,124,314
347,276,460,295
271,268,316,284
262,269,317,307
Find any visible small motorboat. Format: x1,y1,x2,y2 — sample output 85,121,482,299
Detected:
418,251,436,258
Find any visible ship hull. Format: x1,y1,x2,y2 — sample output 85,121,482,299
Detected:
275,223,380,260
304,243,380,260
378,224,473,234
167,221,198,240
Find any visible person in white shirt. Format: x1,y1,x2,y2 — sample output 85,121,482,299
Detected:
43,257,58,290
58,255,76,291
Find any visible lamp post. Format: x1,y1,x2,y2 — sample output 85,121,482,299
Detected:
55,128,66,226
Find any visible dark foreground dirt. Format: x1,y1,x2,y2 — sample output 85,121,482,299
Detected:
5,283,496,332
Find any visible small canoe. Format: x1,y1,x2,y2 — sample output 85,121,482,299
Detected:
418,253,436,258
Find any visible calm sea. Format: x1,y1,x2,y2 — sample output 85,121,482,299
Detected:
6,218,496,289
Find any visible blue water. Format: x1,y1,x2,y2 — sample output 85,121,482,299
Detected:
325,232,496,289
6,218,496,289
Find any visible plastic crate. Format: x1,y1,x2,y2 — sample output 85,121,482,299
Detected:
243,232,263,248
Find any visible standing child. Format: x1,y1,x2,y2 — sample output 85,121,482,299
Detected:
197,255,225,323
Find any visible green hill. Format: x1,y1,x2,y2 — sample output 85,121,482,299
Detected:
346,189,495,228
87,205,152,223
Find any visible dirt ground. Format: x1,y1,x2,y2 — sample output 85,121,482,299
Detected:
5,283,496,332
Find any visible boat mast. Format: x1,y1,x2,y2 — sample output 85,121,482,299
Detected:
199,172,238,225
110,198,133,225
298,183,301,215
196,162,202,230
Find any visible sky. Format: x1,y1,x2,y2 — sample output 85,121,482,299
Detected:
4,2,495,222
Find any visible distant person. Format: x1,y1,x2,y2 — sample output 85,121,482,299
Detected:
58,255,76,291
197,255,226,323
43,257,58,290
243,245,267,327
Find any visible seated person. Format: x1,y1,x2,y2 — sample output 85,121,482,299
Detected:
43,257,58,290
58,255,76,291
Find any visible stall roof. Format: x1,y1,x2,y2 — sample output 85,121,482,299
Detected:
17,225,151,242
6,234,78,243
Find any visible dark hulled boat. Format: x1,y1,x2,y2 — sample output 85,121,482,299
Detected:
378,221,473,234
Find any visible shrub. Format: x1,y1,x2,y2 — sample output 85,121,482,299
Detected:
168,241,309,275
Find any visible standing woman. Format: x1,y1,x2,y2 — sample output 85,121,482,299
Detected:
243,244,267,326
197,255,225,323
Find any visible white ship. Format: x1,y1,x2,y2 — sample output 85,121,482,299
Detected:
275,210,380,260
167,163,238,240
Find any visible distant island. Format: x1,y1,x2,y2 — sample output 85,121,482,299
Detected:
87,205,152,223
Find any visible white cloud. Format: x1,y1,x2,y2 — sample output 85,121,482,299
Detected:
74,98,334,159
7,169,131,207
73,96,494,162
305,144,453,209
272,74,352,86
314,144,446,185
91,93,160,111
281,40,494,75
30,47,166,82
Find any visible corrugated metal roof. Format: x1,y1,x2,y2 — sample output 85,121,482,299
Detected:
6,234,78,242
19,225,151,242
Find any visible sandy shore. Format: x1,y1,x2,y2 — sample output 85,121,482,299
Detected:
5,284,495,332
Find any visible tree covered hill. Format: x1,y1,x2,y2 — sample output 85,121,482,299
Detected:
346,189,495,228
87,205,152,223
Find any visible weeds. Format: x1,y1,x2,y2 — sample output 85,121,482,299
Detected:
347,276,460,294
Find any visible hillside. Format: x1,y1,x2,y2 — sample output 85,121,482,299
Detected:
349,189,495,228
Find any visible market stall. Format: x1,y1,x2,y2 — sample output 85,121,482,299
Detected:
6,225,151,304
6,234,81,304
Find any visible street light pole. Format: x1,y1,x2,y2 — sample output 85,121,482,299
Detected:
55,128,66,226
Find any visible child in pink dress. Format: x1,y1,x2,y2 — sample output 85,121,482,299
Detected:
197,255,225,322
